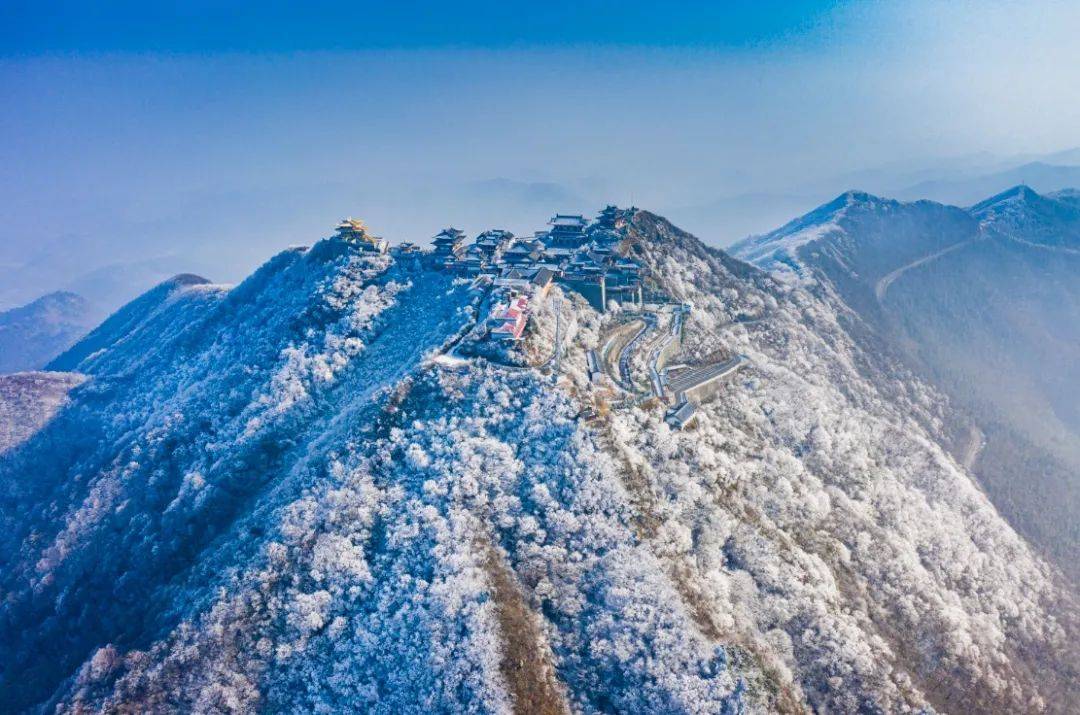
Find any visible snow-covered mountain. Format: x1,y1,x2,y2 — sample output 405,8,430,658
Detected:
733,186,1080,586
0,292,93,374
1,212,1077,713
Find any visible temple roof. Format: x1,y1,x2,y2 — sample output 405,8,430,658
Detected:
550,214,588,227
336,217,368,234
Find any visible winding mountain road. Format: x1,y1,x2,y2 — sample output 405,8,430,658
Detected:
874,239,976,302
646,309,683,397
666,355,747,396
618,313,655,391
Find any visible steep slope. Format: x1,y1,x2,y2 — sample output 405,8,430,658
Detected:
46,274,211,372
0,292,93,373
1,237,750,713
606,212,1077,713
2,216,1076,713
972,185,1080,249
731,187,1080,585
0,372,86,453
730,191,979,300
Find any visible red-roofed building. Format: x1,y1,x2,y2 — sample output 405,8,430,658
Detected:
488,296,530,341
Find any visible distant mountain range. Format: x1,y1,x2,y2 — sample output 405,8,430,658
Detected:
4,149,1080,317
666,150,1080,246
893,162,1080,205
0,292,94,374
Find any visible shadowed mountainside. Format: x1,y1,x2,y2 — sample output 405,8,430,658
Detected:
732,186,1080,584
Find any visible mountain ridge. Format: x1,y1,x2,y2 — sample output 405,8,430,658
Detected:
731,186,1080,588
1,211,1077,712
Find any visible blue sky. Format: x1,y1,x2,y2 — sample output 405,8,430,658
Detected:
2,1,1079,311
1,2,841,54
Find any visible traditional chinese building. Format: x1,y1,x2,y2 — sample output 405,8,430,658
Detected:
334,218,389,253
546,214,589,248
473,229,515,262
502,238,543,266
488,295,530,341
431,227,467,268
594,205,622,230
457,244,488,276
392,241,422,254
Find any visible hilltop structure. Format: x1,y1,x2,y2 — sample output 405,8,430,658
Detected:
594,204,623,230
474,229,515,261
430,227,467,268
487,295,529,341
8,199,1074,715
501,238,543,267
333,218,388,253
390,241,422,255
423,208,647,312
546,214,589,248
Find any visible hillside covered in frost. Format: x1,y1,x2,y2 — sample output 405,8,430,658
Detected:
0,372,86,454
0,212,1077,713
732,187,1080,584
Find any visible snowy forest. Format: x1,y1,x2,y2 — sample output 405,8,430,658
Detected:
0,206,1076,713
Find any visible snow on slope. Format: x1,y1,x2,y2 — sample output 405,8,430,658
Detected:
727,191,861,282
732,185,1080,281
1,237,751,713
46,273,214,372
730,192,980,299
0,242,482,710
588,212,1077,713
971,185,1080,251
1,214,1076,713
730,186,1080,587
58,356,748,714
0,371,86,453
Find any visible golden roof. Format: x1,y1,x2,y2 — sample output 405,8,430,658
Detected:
336,217,367,234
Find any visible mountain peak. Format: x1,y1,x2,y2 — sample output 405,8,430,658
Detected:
726,192,871,277
165,273,212,288
31,290,87,305
730,189,985,287
839,188,884,205
971,183,1039,211
4,208,1078,713
46,274,220,372
970,183,1080,249
0,292,94,373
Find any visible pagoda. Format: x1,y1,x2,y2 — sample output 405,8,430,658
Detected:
594,205,623,230
600,204,617,226
431,227,467,268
